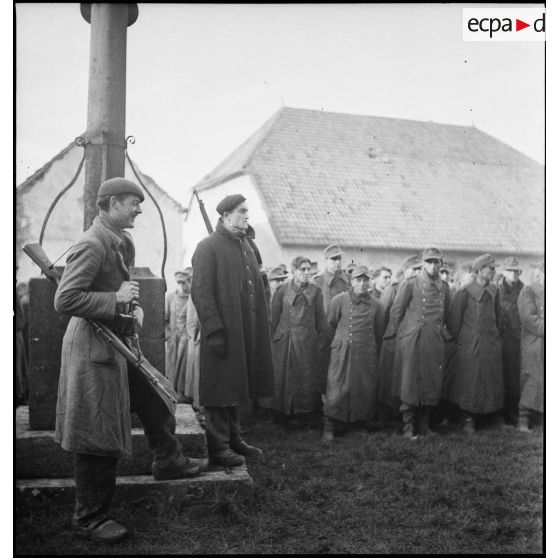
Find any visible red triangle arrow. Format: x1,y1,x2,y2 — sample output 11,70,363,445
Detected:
516,19,530,31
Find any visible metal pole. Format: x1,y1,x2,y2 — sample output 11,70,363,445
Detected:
80,3,138,230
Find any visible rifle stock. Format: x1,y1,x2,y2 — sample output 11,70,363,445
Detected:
22,242,178,415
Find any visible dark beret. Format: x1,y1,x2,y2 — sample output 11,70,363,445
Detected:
216,194,246,215
97,177,144,202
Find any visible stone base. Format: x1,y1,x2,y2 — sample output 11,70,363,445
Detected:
16,404,207,479
16,466,254,510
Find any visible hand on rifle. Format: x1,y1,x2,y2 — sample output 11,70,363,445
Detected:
116,281,140,304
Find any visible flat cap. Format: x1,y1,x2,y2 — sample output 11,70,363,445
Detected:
97,177,144,202
324,244,344,259
216,194,246,215
352,265,373,279
471,253,496,272
402,255,421,270
174,268,192,278
422,247,443,261
502,256,522,271
269,266,289,281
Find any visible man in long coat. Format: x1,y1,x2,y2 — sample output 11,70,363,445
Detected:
54,178,201,545
447,254,504,433
376,255,421,420
497,257,524,426
191,194,274,467
165,268,192,402
322,266,385,442
385,247,451,439
517,261,544,432
262,256,327,428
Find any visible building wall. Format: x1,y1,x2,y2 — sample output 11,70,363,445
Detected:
16,144,186,286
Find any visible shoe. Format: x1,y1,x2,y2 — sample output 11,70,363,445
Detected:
463,418,475,434
230,440,264,458
152,457,202,480
210,448,246,467
73,518,128,544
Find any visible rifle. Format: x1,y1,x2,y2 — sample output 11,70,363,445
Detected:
22,242,179,416
194,190,214,234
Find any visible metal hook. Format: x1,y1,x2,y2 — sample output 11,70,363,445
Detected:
126,136,136,146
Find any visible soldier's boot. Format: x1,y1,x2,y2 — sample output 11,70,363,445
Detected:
517,409,531,433
417,407,436,436
322,416,335,444
462,413,475,434
402,410,417,440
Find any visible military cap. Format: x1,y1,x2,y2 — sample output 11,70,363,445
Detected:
402,255,421,270
216,194,246,215
175,267,192,278
502,256,522,271
97,177,144,202
440,263,451,273
471,253,496,272
422,247,443,261
346,262,357,274
323,244,344,259
269,266,289,281
352,265,373,279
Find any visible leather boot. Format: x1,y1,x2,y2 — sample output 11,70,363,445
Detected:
322,417,334,444
417,407,436,436
402,410,416,440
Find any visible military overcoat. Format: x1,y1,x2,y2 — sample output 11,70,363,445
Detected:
313,269,350,312
54,215,139,457
518,284,544,413
386,270,451,407
324,290,384,422
191,220,274,407
447,281,504,414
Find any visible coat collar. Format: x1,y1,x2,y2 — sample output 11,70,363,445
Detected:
216,218,246,241
284,279,316,305
418,269,443,291
466,279,496,301
501,278,523,295
350,288,372,305
318,268,350,287
93,215,133,278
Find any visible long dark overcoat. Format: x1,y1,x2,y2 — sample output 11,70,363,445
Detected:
54,215,139,457
518,284,544,413
386,270,451,407
324,290,384,422
498,279,524,408
191,220,274,407
262,280,327,415
447,281,504,414
377,281,401,410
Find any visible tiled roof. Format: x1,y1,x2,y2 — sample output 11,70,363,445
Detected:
194,107,544,255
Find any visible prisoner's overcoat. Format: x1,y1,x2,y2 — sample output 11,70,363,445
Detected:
324,290,384,422
387,270,451,407
447,281,504,414
518,284,544,413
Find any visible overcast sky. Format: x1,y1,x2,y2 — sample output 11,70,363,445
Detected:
15,3,544,206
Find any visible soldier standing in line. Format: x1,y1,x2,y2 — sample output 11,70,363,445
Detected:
498,257,524,426
447,254,505,433
384,248,451,439
165,268,193,402
370,266,392,299
268,266,289,301
54,178,202,544
322,265,385,442
313,244,351,312
191,194,274,467
517,261,544,433
376,255,422,421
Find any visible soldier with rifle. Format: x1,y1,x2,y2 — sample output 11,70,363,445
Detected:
51,177,203,544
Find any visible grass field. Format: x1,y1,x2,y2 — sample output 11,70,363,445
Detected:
16,417,543,554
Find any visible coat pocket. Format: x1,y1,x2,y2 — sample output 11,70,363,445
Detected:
90,328,117,366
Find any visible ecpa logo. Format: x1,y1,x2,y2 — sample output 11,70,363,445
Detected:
463,8,545,42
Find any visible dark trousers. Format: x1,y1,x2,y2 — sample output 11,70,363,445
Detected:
73,364,184,525
204,406,242,454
